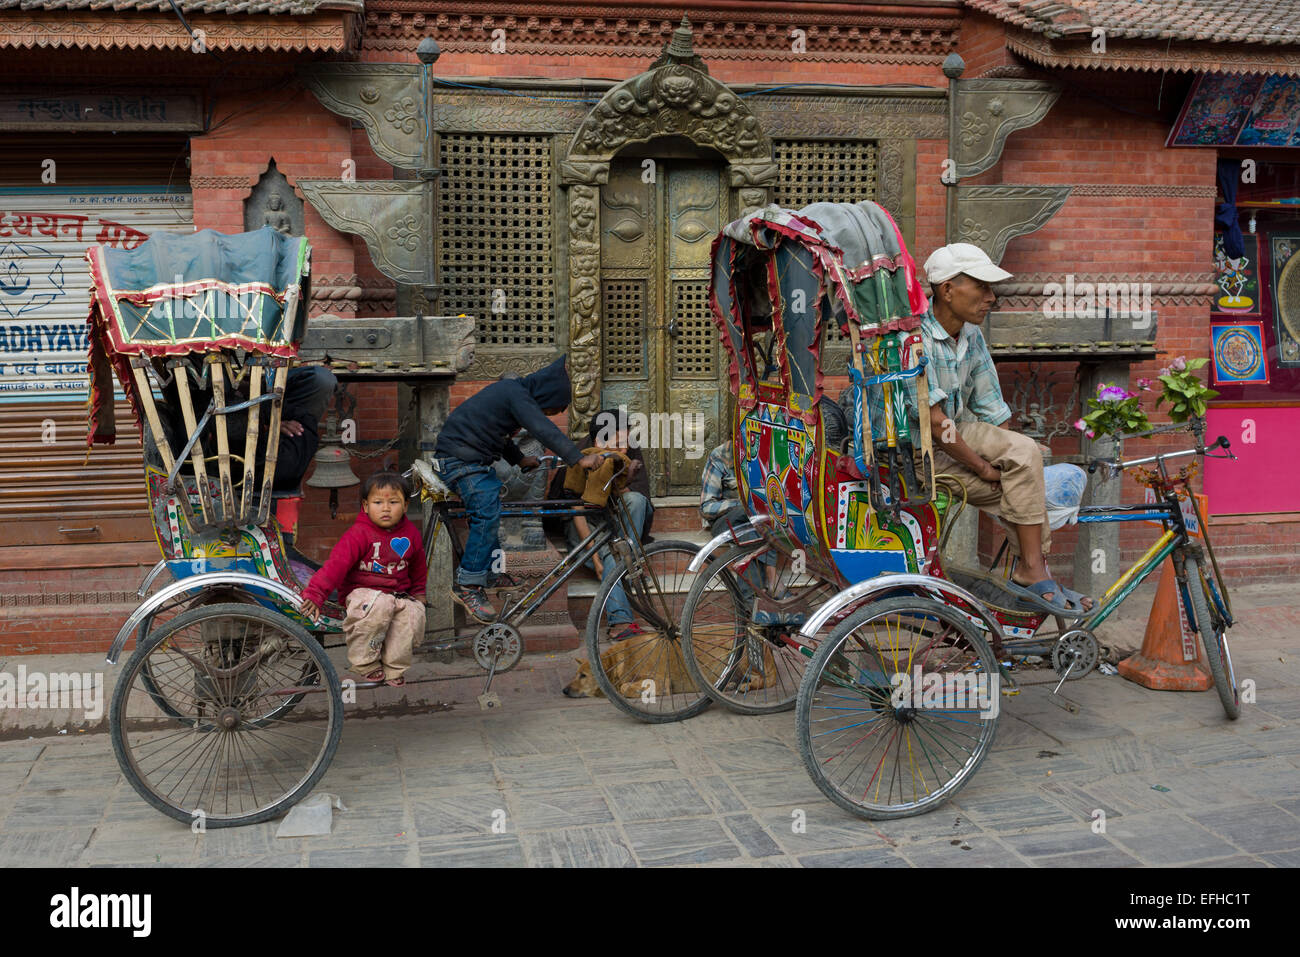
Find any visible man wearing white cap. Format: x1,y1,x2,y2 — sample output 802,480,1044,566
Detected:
906,242,1088,614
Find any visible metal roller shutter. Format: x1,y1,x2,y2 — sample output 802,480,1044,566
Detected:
0,188,194,547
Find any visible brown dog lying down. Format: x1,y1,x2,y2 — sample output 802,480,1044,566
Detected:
562,626,779,699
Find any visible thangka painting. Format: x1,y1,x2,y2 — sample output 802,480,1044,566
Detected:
1270,233,1300,367
1237,76,1300,147
1211,320,1269,385
1212,232,1260,317
1167,74,1262,147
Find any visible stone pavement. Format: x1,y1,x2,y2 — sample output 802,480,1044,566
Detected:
0,582,1297,867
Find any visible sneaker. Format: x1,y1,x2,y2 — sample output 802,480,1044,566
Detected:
452,584,496,623
608,623,647,642
488,572,522,590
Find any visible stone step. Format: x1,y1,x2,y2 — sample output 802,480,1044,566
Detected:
649,495,708,532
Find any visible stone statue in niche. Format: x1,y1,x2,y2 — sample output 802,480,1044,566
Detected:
244,159,304,236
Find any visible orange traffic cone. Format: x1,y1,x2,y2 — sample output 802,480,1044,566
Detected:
1117,557,1212,691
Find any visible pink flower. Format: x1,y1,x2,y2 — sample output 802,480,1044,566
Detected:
1159,366,1171,377
1086,429,1096,439
1137,377,1152,391
1073,418,1087,432
1170,356,1187,372
1097,385,1132,403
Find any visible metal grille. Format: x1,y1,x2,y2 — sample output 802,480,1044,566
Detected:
773,139,878,209
671,280,716,379
774,140,878,348
438,134,555,348
602,280,647,379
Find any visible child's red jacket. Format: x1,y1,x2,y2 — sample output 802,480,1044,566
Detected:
301,511,428,607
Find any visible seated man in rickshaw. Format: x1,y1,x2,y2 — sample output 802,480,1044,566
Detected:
889,243,1091,614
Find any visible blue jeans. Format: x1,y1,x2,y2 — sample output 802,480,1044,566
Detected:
567,491,650,627
438,456,501,587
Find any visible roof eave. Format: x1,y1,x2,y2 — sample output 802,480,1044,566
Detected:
0,10,359,54
1006,27,1300,77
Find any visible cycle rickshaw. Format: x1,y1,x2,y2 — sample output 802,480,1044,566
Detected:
678,200,1240,819
92,227,702,828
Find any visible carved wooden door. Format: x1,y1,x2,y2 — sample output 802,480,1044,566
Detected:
599,157,724,496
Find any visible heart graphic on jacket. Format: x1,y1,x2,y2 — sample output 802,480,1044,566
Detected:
390,537,410,558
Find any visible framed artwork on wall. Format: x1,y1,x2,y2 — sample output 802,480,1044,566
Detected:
1212,232,1260,316
1270,233,1300,367
1211,320,1269,384
1168,73,1262,146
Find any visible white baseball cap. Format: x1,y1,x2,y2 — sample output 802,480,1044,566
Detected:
923,243,1013,285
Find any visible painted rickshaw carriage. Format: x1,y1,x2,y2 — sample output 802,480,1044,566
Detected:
86,227,357,827
88,226,713,827
680,199,1105,818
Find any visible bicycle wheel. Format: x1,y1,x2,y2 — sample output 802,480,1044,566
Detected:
136,590,320,726
584,539,709,723
111,603,342,827
796,596,1000,820
681,544,838,715
1184,555,1239,719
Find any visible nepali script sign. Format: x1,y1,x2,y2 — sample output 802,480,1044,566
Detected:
0,190,193,402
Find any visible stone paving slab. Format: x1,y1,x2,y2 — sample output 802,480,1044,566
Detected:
0,582,1295,867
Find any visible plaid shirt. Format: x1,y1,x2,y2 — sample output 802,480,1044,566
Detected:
700,442,741,521
865,309,1011,435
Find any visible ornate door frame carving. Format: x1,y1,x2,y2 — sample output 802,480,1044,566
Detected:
559,18,776,434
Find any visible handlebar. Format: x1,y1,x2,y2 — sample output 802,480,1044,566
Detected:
1087,435,1234,475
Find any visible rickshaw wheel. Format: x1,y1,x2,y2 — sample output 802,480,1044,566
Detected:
681,544,838,716
584,540,711,723
111,603,342,828
796,596,999,820
136,589,320,726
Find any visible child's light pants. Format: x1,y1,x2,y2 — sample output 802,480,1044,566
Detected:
343,588,425,680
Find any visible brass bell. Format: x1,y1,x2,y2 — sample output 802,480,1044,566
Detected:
307,414,360,517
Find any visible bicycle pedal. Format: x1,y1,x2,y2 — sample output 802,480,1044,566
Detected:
477,691,501,711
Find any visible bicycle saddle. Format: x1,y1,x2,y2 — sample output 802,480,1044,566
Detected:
411,459,456,502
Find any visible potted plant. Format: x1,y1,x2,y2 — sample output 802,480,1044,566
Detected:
1074,355,1218,442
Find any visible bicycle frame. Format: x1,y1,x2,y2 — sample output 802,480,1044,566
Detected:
424,491,657,635
1073,465,1231,638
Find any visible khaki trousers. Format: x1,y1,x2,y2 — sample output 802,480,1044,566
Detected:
932,420,1051,556
343,588,425,681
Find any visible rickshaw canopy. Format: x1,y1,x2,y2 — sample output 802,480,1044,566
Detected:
86,226,311,446
710,200,928,423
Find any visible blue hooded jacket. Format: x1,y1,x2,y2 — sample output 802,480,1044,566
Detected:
434,354,583,466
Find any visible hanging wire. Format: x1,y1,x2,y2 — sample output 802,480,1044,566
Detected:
431,77,603,103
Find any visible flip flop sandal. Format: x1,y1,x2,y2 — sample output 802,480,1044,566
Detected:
1005,579,1084,617
385,676,405,687
1058,584,1095,613
356,668,385,683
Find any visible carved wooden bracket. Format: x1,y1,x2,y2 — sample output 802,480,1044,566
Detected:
954,184,1072,264
299,63,428,171
296,179,436,289
951,78,1061,178
298,62,441,295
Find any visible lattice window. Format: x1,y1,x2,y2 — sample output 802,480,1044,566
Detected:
773,139,878,209
438,134,555,350
773,140,878,347
603,280,646,379
671,280,716,379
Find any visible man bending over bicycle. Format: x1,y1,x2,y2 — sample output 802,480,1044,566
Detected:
882,244,1092,615
434,354,602,622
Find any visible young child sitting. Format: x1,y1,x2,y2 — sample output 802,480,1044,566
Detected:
299,470,427,687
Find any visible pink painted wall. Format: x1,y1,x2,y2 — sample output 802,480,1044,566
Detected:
1204,407,1300,514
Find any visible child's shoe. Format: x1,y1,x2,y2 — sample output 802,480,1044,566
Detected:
452,584,496,623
